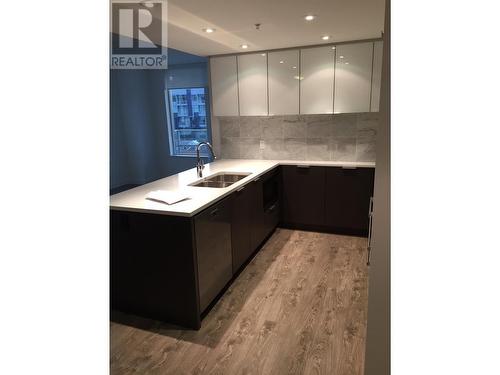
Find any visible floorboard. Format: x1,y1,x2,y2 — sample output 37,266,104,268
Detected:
110,229,369,375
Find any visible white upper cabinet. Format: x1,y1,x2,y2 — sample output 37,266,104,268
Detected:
370,41,383,112
237,53,268,116
209,41,382,117
210,56,239,116
268,50,300,115
334,42,373,113
300,46,335,114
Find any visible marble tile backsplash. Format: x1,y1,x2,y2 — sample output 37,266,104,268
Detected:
215,113,378,162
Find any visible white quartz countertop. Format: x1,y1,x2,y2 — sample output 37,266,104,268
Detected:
110,159,375,217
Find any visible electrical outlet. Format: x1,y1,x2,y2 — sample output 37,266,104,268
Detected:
260,140,265,150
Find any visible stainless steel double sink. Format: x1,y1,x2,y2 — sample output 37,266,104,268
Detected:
189,172,251,188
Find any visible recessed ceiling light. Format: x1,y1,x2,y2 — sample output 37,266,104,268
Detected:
240,44,249,49
321,35,330,40
345,62,350,65
202,27,215,33
331,46,336,50
340,55,344,59
292,66,297,69
304,15,316,21
261,53,266,56
279,60,284,64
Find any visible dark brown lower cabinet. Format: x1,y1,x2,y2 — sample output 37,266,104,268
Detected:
233,169,281,273
261,170,281,235
324,167,375,236
110,211,201,329
194,197,233,312
250,177,267,251
262,200,280,238
111,167,282,329
111,195,234,330
252,169,281,248
231,184,254,273
111,164,374,329
280,165,375,236
281,165,326,227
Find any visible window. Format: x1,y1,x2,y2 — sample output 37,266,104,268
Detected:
167,87,210,156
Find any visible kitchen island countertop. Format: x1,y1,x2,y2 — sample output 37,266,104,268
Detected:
110,159,375,217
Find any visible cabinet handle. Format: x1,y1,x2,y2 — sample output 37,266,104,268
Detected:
342,166,357,170
210,208,219,217
366,197,374,266
267,204,276,213
236,186,245,192
368,196,374,217
296,165,310,169
253,177,260,182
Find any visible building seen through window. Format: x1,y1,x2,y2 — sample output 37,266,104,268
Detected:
167,87,209,156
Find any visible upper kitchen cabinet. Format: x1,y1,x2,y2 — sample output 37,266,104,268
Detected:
300,46,335,114
370,41,383,112
210,56,239,116
334,42,373,113
268,50,300,115
237,53,268,116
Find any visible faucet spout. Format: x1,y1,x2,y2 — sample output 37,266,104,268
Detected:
196,142,216,178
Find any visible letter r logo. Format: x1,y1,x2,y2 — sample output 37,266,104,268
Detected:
112,2,163,55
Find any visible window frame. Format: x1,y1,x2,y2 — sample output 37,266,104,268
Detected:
165,86,212,158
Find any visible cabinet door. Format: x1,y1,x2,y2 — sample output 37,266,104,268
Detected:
300,46,335,114
238,53,268,116
334,42,373,113
261,169,281,238
282,165,326,226
325,167,375,235
268,50,300,115
232,168,281,273
231,185,254,273
194,197,233,312
370,41,383,112
210,56,239,116
250,177,266,250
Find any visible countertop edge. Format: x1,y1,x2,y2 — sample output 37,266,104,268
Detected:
110,161,281,217
110,160,375,217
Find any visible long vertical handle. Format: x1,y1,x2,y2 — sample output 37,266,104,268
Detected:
367,197,374,266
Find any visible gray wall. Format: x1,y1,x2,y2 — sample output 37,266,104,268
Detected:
214,113,378,162
110,46,211,190
110,68,172,189
364,0,390,373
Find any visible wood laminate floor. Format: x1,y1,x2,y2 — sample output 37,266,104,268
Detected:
111,229,369,375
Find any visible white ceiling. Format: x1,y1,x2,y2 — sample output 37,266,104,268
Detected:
166,0,385,57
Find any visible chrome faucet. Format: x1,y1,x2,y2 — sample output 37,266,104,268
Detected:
196,142,216,177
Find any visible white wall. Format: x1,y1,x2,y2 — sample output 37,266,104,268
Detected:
363,0,390,373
